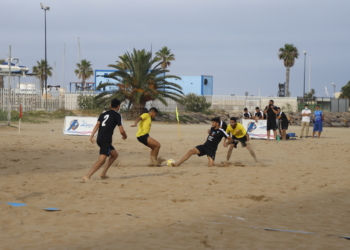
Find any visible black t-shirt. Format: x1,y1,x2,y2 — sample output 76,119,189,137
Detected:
204,127,229,151
264,105,277,121
97,110,123,142
220,121,228,131
254,111,264,118
278,111,289,124
243,112,252,118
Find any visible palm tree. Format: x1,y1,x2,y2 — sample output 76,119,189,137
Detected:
155,46,175,69
32,60,53,95
75,59,93,91
278,44,299,97
0,59,4,89
96,49,183,117
304,88,315,99
116,54,128,70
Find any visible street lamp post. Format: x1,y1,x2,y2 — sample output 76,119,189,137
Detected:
331,82,336,97
40,3,50,110
303,51,306,99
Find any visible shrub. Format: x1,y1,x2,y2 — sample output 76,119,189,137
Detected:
182,93,212,112
77,94,101,110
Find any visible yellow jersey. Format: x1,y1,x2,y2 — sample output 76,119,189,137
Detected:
226,123,246,138
136,113,152,137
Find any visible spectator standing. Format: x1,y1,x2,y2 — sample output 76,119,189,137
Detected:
300,104,311,138
312,105,324,138
263,100,279,141
277,107,290,141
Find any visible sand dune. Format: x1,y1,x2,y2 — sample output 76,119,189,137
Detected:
1,120,350,249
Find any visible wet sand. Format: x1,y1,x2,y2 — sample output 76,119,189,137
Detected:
1,120,350,249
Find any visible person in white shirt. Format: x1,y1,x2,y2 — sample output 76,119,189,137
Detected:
300,104,311,138
242,108,252,119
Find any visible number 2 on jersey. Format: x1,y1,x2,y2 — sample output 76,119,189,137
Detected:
102,115,109,126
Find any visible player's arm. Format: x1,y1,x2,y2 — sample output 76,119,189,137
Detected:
263,107,268,114
118,125,127,140
131,116,142,127
322,114,325,121
90,121,101,143
272,109,279,114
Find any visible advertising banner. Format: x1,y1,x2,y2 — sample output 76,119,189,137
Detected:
63,116,97,136
241,119,275,140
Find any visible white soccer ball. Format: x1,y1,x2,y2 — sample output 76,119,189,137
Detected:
167,159,175,167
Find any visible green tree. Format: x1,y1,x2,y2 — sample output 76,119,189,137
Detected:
96,49,183,117
75,59,93,91
32,60,53,95
339,81,350,99
0,59,4,89
116,54,128,70
155,46,175,69
304,88,315,99
183,93,211,112
278,44,299,97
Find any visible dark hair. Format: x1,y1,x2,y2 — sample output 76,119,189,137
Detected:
244,108,248,111
305,104,309,107
111,99,121,108
269,100,274,103
211,117,220,123
277,107,281,110
255,107,260,109
149,107,158,113
142,108,149,114
230,117,237,122
316,105,320,107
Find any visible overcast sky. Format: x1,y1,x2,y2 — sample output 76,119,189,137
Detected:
1,0,349,97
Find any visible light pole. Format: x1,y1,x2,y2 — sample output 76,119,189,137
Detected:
41,3,50,110
331,82,336,97
303,51,306,99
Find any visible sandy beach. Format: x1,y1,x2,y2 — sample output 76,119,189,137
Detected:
1,119,350,250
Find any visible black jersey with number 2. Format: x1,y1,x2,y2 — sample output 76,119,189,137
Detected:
97,110,123,142
204,127,229,151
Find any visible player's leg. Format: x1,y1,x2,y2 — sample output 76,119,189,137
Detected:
282,129,287,140
225,144,235,163
273,129,277,141
83,154,108,181
172,148,200,167
267,130,271,141
100,149,118,179
300,122,305,138
318,123,322,138
146,136,162,166
305,122,310,137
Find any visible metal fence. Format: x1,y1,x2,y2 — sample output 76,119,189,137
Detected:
297,97,349,112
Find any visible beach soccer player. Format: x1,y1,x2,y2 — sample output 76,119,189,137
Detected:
223,117,258,163
277,107,290,141
172,117,233,167
312,105,324,138
82,99,127,181
131,107,164,167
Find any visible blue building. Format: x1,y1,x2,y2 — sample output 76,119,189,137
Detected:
170,75,213,95
94,70,213,95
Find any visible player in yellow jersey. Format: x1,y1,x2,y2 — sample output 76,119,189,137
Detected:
131,107,164,166
223,117,258,163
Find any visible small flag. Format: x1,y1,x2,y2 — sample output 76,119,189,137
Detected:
324,86,329,96
175,107,179,122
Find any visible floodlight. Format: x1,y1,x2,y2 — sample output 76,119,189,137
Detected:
40,3,50,10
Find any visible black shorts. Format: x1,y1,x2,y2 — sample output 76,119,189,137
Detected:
137,134,149,146
97,141,115,156
281,122,289,130
232,135,247,148
266,119,277,130
196,145,216,160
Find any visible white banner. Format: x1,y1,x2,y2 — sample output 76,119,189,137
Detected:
241,119,274,140
63,116,97,136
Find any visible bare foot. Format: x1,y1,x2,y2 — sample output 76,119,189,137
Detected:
171,163,180,167
82,176,90,181
157,157,165,165
100,175,109,179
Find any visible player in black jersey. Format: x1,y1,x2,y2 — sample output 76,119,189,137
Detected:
243,108,252,119
253,107,266,121
82,99,127,181
172,117,233,167
277,107,291,141
263,100,279,141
